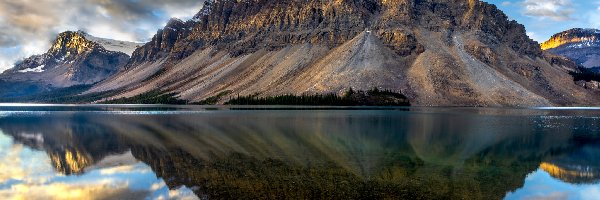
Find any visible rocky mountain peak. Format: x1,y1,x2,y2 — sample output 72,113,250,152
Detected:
48,31,100,58
166,18,186,28
0,31,130,90
89,0,598,106
542,28,600,71
541,28,600,50
133,0,541,61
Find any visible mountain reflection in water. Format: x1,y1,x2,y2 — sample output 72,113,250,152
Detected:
0,106,599,199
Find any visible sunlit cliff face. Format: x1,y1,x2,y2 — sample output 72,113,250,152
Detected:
541,36,599,50
540,29,600,50
49,32,97,56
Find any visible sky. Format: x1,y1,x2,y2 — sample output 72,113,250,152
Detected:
484,0,600,42
0,0,599,72
505,168,600,200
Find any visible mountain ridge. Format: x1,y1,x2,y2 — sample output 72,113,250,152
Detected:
541,28,600,50
541,28,600,72
87,0,598,106
1,0,598,106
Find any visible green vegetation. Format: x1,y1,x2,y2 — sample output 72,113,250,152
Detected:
225,88,410,106
226,93,353,106
102,90,187,104
196,90,233,105
570,67,600,82
1,84,409,106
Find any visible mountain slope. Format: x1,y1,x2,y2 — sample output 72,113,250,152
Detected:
0,31,130,99
542,28,600,72
88,0,598,106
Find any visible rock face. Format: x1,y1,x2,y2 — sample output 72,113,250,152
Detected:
89,0,600,106
542,28,600,72
0,31,130,99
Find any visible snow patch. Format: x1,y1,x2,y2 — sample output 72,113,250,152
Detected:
78,31,143,56
567,41,600,49
18,65,45,73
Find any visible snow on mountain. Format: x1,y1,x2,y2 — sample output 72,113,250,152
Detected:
78,31,144,56
542,28,600,69
18,65,45,73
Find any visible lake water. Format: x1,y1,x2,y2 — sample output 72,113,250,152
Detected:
0,105,599,200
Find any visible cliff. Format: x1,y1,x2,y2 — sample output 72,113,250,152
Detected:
88,0,599,106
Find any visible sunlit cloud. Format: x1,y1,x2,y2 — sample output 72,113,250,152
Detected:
0,133,54,184
521,0,575,21
2,180,138,200
100,165,151,175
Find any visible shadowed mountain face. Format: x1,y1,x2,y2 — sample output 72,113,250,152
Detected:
0,31,130,99
542,28,600,72
1,107,600,199
87,0,599,106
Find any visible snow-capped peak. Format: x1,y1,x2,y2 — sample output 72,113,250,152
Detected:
77,31,144,56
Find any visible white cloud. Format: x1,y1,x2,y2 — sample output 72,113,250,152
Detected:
521,0,575,21
526,32,543,42
581,187,600,200
502,1,512,6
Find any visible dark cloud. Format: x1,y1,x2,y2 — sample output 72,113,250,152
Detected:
0,0,205,72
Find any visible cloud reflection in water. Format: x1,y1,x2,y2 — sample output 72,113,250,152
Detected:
0,132,198,200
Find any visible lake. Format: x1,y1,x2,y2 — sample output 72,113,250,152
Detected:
0,105,599,199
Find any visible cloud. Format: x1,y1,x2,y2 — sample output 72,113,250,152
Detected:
521,0,575,21
581,187,600,200
526,32,544,42
0,131,198,199
501,1,512,6
0,0,205,72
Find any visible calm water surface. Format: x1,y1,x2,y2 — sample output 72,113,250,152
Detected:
0,105,599,199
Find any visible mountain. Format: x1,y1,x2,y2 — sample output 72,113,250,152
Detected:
0,31,130,99
84,0,598,106
541,28,600,73
77,31,144,56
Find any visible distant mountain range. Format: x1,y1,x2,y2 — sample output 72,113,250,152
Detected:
542,28,600,73
1,0,598,106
